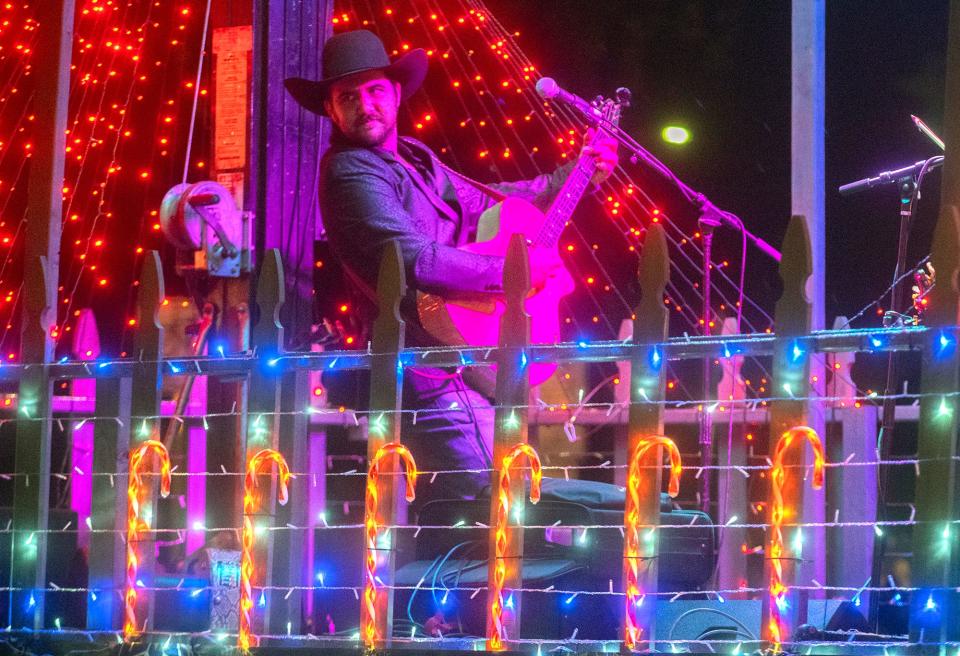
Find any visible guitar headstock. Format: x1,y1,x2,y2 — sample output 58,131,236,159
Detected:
591,86,631,130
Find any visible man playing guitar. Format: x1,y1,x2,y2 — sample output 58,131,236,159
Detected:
286,29,617,505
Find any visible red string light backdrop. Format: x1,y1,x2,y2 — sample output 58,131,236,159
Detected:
0,1,204,361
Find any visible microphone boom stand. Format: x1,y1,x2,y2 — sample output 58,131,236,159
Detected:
869,176,915,628
698,203,722,514
838,154,942,629
595,112,782,514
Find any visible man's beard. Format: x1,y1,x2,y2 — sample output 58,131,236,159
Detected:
347,114,395,147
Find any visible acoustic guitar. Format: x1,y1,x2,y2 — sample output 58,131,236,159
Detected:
417,91,626,390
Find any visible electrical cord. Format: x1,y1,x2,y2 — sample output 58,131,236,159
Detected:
406,552,445,629
668,607,757,641
697,628,755,642
430,541,474,609
448,541,485,633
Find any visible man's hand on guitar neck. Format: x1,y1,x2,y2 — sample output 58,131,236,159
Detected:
581,128,619,184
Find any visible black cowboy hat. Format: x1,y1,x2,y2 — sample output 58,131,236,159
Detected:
284,30,427,117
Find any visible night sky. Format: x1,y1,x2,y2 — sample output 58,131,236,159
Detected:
490,0,950,327
478,1,950,394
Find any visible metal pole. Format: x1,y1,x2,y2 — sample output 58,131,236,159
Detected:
698,218,719,514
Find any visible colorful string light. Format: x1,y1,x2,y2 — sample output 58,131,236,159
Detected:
363,442,418,649
0,3,931,652
622,436,682,651
124,439,171,640
767,426,825,652
239,448,292,652
488,442,542,651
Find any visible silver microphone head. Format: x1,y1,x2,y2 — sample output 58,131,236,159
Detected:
535,77,560,100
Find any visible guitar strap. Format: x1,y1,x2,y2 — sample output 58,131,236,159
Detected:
398,136,508,203
435,160,508,203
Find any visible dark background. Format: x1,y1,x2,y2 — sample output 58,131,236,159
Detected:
489,0,949,329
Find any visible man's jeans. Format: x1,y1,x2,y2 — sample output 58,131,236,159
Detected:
401,368,494,506
400,368,631,513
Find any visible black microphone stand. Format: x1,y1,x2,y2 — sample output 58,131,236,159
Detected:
593,104,782,514
838,155,943,628
697,201,722,515
584,104,783,263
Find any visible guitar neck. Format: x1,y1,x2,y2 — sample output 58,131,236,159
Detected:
533,94,623,249
534,153,595,249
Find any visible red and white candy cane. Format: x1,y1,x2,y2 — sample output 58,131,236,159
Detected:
768,426,825,652
238,449,292,652
622,436,682,651
124,439,172,640
362,442,418,649
487,442,542,651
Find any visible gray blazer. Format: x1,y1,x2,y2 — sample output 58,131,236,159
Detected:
319,135,571,340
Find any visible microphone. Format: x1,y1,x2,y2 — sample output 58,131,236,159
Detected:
838,158,942,196
911,114,945,151
535,77,599,123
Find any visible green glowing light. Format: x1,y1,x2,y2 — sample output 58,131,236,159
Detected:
938,397,953,418
661,125,691,145
370,413,387,436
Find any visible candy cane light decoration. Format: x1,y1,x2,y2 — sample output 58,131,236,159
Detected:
622,436,682,651
363,442,418,649
238,449,292,652
487,442,542,651
124,439,172,640
768,426,825,652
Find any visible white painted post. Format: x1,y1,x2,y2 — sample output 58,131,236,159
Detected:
792,0,827,597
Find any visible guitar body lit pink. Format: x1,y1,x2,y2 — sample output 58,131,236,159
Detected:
444,196,575,387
